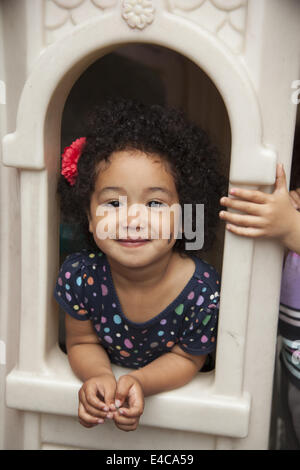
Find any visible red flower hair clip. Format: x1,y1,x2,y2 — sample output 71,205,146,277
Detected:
61,137,86,186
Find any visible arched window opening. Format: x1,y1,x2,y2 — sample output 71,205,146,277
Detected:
58,43,231,356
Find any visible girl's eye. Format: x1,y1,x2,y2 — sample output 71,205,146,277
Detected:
104,200,120,208
102,200,167,208
147,200,166,208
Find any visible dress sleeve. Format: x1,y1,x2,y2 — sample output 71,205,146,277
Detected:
53,252,92,321
177,270,220,356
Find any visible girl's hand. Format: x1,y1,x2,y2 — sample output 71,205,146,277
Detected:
110,374,144,432
219,163,296,243
78,373,117,428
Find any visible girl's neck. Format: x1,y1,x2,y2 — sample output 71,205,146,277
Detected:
106,250,182,293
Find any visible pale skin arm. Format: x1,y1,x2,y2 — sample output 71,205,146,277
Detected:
66,314,143,431
219,163,300,254
65,314,117,427
127,345,207,397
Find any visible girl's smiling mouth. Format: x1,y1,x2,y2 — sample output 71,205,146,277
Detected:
116,239,151,247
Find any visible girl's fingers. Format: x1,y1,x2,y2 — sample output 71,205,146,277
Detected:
78,417,102,428
79,390,108,418
78,402,105,428
115,422,139,432
101,384,117,410
80,395,108,419
113,412,139,431
79,385,106,410
115,376,144,417
113,411,137,426
219,211,263,228
117,406,142,418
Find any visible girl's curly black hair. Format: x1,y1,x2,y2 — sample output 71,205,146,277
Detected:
57,98,227,259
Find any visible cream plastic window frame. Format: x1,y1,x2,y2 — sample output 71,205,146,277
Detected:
3,9,277,439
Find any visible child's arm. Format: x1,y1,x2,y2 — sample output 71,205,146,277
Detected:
65,314,117,427
128,345,206,396
110,345,206,431
219,163,300,254
113,345,206,404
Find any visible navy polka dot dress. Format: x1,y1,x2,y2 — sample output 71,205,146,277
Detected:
54,249,220,369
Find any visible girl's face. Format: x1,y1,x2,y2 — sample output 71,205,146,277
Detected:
88,149,182,268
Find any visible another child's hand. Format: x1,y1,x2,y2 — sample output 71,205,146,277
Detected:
78,373,117,428
110,374,144,432
289,188,300,210
219,163,296,244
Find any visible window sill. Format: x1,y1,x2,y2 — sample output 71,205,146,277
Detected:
6,345,250,438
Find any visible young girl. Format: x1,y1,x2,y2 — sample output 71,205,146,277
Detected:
54,98,226,432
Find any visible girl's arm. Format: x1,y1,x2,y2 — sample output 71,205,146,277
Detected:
65,313,114,381
119,345,207,398
110,345,206,431
65,314,117,426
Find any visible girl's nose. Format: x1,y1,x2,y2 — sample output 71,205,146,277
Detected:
119,204,148,235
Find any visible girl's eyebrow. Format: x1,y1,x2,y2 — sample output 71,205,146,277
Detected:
96,186,126,196
145,187,174,197
96,186,174,197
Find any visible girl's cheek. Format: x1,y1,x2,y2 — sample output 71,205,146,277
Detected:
94,211,119,240
147,211,160,240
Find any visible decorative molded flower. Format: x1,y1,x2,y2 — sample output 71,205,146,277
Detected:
61,137,86,186
122,0,155,30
